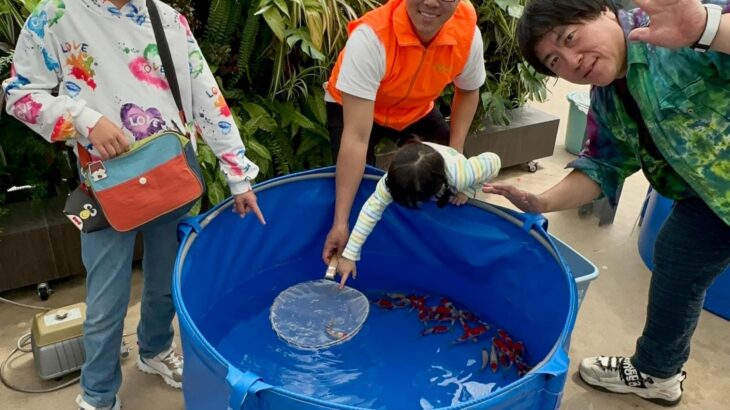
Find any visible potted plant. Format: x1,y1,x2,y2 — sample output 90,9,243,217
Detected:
451,0,555,171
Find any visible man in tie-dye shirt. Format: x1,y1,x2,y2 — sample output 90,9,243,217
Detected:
484,0,729,406
1,1,265,409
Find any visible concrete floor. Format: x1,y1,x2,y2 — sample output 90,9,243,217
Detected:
1,80,729,409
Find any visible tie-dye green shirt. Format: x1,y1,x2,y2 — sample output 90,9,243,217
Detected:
568,4,730,225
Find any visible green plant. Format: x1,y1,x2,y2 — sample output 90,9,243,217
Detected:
189,0,381,206
0,0,37,49
0,114,69,205
440,0,549,128
1,0,61,210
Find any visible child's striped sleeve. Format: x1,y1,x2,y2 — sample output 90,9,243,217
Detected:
342,176,393,261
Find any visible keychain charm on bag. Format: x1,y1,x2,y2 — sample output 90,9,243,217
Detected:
63,183,110,233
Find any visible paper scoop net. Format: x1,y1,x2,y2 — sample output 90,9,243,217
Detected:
269,255,369,350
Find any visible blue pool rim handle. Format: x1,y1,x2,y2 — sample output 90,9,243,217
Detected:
226,367,271,410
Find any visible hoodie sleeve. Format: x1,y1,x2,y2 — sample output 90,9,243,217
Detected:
2,19,102,142
181,15,259,195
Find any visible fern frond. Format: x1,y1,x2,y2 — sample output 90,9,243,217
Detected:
224,0,244,42
205,0,232,45
231,5,260,85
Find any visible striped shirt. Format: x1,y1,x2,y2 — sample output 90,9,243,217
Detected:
342,142,501,261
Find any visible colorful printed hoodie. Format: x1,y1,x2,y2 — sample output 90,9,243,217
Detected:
1,0,258,194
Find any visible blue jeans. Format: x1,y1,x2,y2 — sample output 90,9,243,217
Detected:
632,197,730,378
80,218,180,407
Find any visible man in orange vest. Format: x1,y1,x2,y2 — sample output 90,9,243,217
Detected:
322,0,486,265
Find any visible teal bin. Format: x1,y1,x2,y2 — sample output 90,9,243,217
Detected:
565,91,590,155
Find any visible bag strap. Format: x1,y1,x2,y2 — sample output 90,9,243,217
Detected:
147,0,187,125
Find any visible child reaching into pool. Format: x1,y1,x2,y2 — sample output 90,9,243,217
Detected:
336,136,501,287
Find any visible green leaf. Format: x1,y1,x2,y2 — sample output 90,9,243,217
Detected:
189,199,202,216
296,130,328,156
223,89,247,101
284,29,326,61
304,11,324,51
197,143,218,169
208,180,227,206
241,102,277,133
272,0,290,18
272,100,317,130
507,5,523,19
246,136,273,162
306,87,327,124
260,5,286,41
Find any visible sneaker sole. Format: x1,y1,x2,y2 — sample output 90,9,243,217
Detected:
136,358,182,389
578,370,681,407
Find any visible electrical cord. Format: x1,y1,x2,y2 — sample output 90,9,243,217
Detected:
1,332,137,394
0,296,139,394
0,296,51,311
1,333,80,394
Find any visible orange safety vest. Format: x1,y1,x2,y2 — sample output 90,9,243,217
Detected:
327,0,477,131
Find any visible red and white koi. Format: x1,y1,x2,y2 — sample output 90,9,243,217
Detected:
325,321,348,340
493,337,514,368
489,340,499,372
421,325,449,336
481,347,489,371
373,298,397,310
498,329,515,348
454,320,489,343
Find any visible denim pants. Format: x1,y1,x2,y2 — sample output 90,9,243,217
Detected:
79,218,179,407
632,197,730,378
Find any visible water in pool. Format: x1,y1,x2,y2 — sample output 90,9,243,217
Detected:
211,288,531,409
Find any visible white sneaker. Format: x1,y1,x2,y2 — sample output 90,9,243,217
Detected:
579,356,686,406
136,345,183,389
76,394,121,410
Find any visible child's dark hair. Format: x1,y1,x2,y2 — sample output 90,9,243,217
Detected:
385,136,452,209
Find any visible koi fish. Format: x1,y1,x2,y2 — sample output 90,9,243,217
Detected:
418,306,438,322
498,329,514,348
386,292,408,300
513,341,525,358
325,321,348,340
406,294,427,311
421,325,449,336
515,356,530,377
493,337,514,368
490,340,499,372
481,347,489,371
455,321,489,343
458,310,485,325
373,298,396,310
433,302,458,322
377,294,409,308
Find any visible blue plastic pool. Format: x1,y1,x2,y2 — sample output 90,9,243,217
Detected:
173,167,595,410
